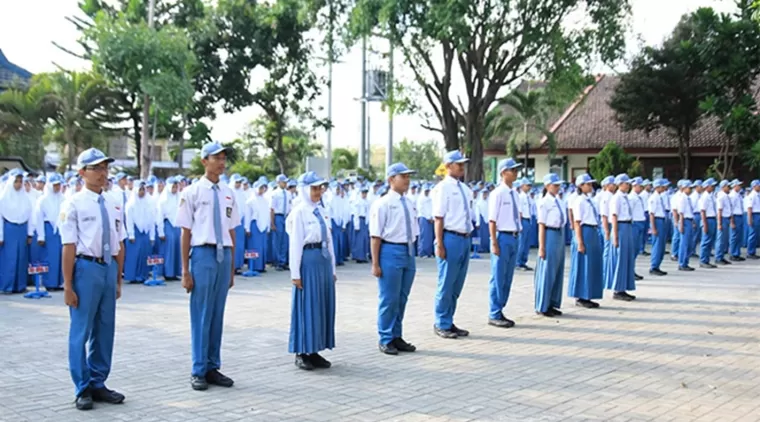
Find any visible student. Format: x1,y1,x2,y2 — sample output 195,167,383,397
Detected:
677,180,697,271
729,180,745,261
487,158,522,327
157,176,182,280
698,178,718,268
286,171,336,370
270,174,291,271
416,183,434,257
176,142,239,391
244,180,270,273
327,183,348,266
715,180,732,265
607,174,636,301
670,181,685,262
229,174,247,273
370,163,419,355
351,186,371,262
746,180,760,259
124,181,155,283
33,174,66,290
647,179,670,276
516,178,534,271
534,173,566,316
630,177,647,280
0,168,33,294
431,150,474,339
597,176,616,290
569,174,603,308
475,189,490,253
60,148,126,410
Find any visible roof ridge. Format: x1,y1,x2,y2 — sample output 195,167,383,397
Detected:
539,74,604,147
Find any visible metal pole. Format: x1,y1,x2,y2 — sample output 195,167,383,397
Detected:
386,38,394,169
139,0,156,179
326,0,334,178
359,36,367,170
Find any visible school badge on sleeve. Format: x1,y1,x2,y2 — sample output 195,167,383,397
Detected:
226,207,232,218
59,212,66,222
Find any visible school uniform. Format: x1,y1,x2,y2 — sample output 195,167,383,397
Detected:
689,191,701,257
32,176,65,289
431,173,473,337
715,189,731,264
569,193,603,304
175,174,239,388
60,150,126,407
487,182,521,325
369,188,418,352
517,189,534,270
630,191,647,261
598,189,615,289
124,186,155,283
475,192,490,253
729,189,745,259
230,180,248,271
534,192,566,314
677,192,697,269
416,190,434,257
327,187,349,266
746,189,760,257
698,189,718,266
286,176,336,370
647,190,669,272
244,185,270,272
0,172,33,294
639,189,651,253
670,192,683,259
607,190,636,294
270,184,291,269
156,179,182,279
351,195,370,262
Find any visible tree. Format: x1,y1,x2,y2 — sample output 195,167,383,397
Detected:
492,89,556,160
242,121,324,177
332,147,358,175
588,142,640,182
610,16,708,178
349,0,630,181
0,84,51,169
393,139,441,180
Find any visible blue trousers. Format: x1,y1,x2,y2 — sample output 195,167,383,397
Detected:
0,220,29,293
434,232,471,330
417,217,434,257
748,213,760,256
689,218,701,257
351,217,370,261
331,221,344,265
488,232,518,319
124,228,150,282
189,246,231,377
477,217,490,253
650,218,667,270
632,221,646,260
715,217,730,262
517,218,532,267
608,223,635,292
679,220,694,268
273,214,288,267
68,259,117,396
535,228,565,312
671,216,681,258
730,215,744,257
700,218,717,264
377,243,415,345
641,212,650,253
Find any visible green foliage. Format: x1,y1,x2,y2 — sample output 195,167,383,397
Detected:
488,89,557,158
331,147,358,175
240,121,323,177
229,160,268,183
0,82,52,168
588,142,639,182
392,139,441,180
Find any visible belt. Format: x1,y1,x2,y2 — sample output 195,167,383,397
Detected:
655,217,665,220
683,217,694,220
706,216,717,219
304,243,321,250
618,221,632,224
198,244,231,249
633,220,646,222
581,224,598,227
444,230,470,238
76,254,112,265
498,230,519,236
382,240,407,246
274,213,284,216
545,227,561,231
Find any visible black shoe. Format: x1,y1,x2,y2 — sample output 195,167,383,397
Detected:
670,256,679,262
205,369,234,387
736,256,746,261
518,265,533,271
379,342,399,355
191,376,208,391
536,310,555,317
699,263,717,269
295,354,314,370
613,292,633,302
747,255,759,260
576,299,599,309
451,324,469,337
678,266,695,271
549,308,563,316
634,273,644,281
691,253,699,258
642,251,650,256
309,353,332,368
91,386,125,404
649,268,667,276
433,325,458,339
75,389,93,411
488,316,515,328
718,259,731,265
624,292,636,300
393,338,417,352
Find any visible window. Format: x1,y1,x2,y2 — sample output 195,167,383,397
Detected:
517,158,536,180
549,158,563,175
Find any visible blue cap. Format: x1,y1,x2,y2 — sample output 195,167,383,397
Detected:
642,179,651,186
287,179,297,188
47,174,62,184
497,158,522,173
386,162,415,178
614,174,631,185
601,176,615,186
653,178,670,188
377,185,389,196
268,181,276,189
77,148,114,167
729,179,741,187
575,174,595,186
360,184,369,192
543,173,564,185
113,172,127,182
677,179,691,188
126,175,134,182
719,180,730,188
691,179,702,188
34,175,45,183
751,180,760,188
702,178,717,188
275,174,288,183
520,177,533,186
200,142,231,159
443,150,469,164
298,171,327,187
631,176,643,186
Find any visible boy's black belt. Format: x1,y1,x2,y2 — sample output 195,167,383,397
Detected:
444,230,470,238
77,255,113,264
304,243,321,250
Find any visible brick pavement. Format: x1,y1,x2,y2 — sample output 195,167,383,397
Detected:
1,251,759,422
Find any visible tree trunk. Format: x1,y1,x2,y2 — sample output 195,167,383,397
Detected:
464,111,484,182
683,127,691,179
132,112,142,175
178,115,187,171
66,127,74,170
139,94,152,179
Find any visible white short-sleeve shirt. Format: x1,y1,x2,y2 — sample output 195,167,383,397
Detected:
431,176,474,234
598,190,613,218
609,191,633,221
286,202,336,280
677,193,695,219
572,194,599,226
647,192,668,218
537,194,565,228
716,191,731,219
60,188,127,258
630,192,647,221
729,191,744,215
175,176,241,247
698,192,718,217
488,183,521,232
369,190,419,243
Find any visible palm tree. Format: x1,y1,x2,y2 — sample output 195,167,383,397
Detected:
0,82,52,167
39,71,123,169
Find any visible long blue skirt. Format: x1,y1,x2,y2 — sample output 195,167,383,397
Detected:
246,222,268,272
568,225,603,300
351,217,370,261
534,228,565,312
418,217,434,257
343,221,353,259
331,221,344,265
124,227,151,282
41,222,64,289
159,220,182,279
267,231,274,264
602,234,616,290
289,248,336,354
234,217,246,270
529,216,538,248
607,223,635,292
477,216,490,253
0,220,29,293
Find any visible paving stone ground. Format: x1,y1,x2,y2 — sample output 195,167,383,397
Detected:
1,250,759,422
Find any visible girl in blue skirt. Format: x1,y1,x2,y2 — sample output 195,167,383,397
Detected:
124,181,155,283
245,180,270,273
607,174,636,301
534,173,566,317
32,174,65,290
157,176,182,280
0,169,32,294
287,172,337,370
351,186,370,262
568,174,603,308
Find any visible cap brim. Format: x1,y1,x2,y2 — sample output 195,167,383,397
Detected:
308,180,328,187
203,146,232,158
446,158,469,164
84,156,115,166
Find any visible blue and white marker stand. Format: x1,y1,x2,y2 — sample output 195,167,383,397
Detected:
243,250,260,277
25,263,51,299
144,255,166,286
471,237,481,259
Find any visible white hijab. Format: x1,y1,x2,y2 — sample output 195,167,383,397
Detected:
36,178,64,233
247,182,270,232
126,181,156,234
229,178,246,217
157,178,180,226
0,173,32,224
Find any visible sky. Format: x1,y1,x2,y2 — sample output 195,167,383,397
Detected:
0,0,739,152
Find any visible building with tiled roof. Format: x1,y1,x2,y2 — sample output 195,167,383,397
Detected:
0,49,32,92
485,74,749,182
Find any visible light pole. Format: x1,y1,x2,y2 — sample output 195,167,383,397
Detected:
386,38,393,170
359,35,368,170
325,0,335,178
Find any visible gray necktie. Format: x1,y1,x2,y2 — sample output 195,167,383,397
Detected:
456,182,472,232
98,195,111,264
510,190,520,229
400,196,414,256
313,208,330,258
212,184,224,263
